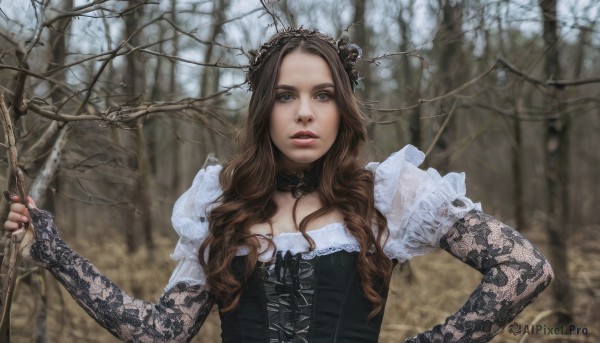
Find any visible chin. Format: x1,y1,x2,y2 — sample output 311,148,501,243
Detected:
283,153,324,169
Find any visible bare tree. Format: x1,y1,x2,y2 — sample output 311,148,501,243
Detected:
396,0,422,149
352,0,377,139
539,0,573,325
0,1,248,340
429,0,465,172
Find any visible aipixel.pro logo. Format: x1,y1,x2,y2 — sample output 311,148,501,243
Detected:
508,322,589,336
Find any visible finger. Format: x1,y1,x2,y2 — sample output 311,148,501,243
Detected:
4,220,22,231
27,196,37,209
9,194,22,203
7,211,29,223
10,203,29,216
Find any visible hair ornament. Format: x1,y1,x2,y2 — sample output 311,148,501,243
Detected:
247,27,363,91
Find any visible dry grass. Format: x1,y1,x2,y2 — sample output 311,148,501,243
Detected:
8,223,598,343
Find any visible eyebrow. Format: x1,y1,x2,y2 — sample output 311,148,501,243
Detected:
274,83,335,91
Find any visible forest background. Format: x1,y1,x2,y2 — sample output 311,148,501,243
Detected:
0,0,598,342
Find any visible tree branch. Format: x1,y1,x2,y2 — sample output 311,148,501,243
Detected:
0,91,29,337
25,83,244,124
498,57,600,88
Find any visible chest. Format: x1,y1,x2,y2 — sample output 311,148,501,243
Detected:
248,192,345,237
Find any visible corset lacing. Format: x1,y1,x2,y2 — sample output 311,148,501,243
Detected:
266,250,315,341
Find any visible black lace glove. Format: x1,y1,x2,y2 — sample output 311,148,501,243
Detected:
29,208,214,343
404,210,554,343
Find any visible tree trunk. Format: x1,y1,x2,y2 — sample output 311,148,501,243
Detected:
430,0,464,172
123,1,151,256
169,0,182,193
352,0,375,139
199,0,228,158
539,0,573,326
136,119,154,251
176,0,229,194
397,2,421,149
570,25,592,226
495,4,526,231
512,99,525,230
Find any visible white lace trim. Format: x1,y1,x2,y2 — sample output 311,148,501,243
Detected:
234,222,360,262
300,243,362,259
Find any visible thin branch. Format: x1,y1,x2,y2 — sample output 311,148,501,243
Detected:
11,47,29,117
260,0,285,31
464,101,561,121
134,47,247,69
424,99,458,159
0,64,48,80
23,0,51,61
160,14,244,51
498,57,600,88
26,83,244,124
72,43,124,117
0,31,18,48
43,0,111,27
419,62,497,104
221,6,263,25
22,121,60,169
0,92,29,336
364,50,425,66
0,93,26,200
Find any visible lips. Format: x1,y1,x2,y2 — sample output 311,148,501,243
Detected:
291,130,318,147
291,130,318,139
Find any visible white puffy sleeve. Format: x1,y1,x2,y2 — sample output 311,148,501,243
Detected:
366,145,481,262
164,165,223,292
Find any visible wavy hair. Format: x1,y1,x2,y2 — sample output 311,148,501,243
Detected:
199,30,393,318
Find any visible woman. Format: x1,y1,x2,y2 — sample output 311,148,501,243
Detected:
4,28,553,342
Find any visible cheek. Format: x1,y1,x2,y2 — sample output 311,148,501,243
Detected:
268,110,277,136
329,112,341,138
269,105,285,130
268,115,284,147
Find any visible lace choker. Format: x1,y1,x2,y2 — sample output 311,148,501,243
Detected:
276,168,319,198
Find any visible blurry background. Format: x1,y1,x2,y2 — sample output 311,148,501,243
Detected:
0,0,598,342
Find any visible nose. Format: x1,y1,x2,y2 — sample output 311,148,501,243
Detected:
295,98,314,123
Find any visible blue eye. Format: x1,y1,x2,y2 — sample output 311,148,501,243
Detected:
316,92,330,101
277,93,294,102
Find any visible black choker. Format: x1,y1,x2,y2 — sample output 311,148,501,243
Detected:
276,168,320,198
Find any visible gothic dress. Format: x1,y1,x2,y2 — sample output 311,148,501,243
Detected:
27,145,553,342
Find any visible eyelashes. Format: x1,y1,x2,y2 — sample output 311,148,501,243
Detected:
275,91,334,102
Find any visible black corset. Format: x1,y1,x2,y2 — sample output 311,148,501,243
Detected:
219,250,387,343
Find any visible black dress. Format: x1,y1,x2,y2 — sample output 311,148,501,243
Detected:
221,251,386,342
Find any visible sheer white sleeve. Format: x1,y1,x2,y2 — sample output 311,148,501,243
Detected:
366,145,481,262
165,165,223,292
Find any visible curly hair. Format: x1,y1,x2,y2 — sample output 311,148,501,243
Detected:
199,29,393,319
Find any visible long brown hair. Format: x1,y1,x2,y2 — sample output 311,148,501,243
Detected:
199,30,393,318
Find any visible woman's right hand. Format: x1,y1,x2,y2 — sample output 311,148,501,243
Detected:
4,194,38,262
4,194,35,232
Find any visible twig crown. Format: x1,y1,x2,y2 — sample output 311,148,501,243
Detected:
247,27,363,91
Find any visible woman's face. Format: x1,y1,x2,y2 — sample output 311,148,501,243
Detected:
269,50,341,172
